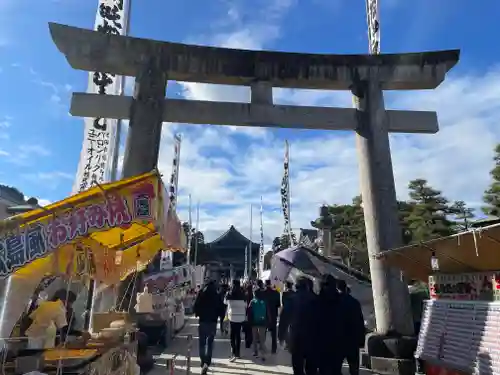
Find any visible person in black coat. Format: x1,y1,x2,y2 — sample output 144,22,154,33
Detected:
242,282,254,348
337,279,365,375
194,281,224,374
263,280,281,353
278,277,318,375
315,276,346,375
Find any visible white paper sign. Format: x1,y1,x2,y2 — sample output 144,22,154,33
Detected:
72,0,130,193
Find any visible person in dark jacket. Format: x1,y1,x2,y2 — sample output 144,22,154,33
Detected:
194,280,224,374
242,282,254,348
315,275,345,375
280,281,295,350
218,282,229,335
337,279,365,375
278,277,318,375
264,280,281,353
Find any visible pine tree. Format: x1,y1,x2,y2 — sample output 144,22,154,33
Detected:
450,200,475,231
405,179,455,242
483,144,500,217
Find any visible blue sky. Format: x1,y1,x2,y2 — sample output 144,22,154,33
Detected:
0,0,499,242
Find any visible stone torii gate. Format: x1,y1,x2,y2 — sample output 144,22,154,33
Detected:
49,23,459,339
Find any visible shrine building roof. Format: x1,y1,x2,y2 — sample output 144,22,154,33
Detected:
207,225,260,248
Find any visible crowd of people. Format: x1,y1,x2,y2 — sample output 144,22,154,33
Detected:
193,275,366,375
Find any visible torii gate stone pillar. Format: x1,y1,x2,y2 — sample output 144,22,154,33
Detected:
49,22,459,366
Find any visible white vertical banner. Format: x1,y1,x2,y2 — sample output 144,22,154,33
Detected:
281,141,297,247
259,196,265,278
366,0,380,54
169,134,182,210
161,134,182,267
72,0,130,194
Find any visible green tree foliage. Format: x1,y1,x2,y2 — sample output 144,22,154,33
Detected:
405,179,455,242
311,179,461,274
271,234,292,253
449,200,475,231
483,144,500,217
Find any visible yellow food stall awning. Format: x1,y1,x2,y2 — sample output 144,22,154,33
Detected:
376,223,500,281
0,171,186,284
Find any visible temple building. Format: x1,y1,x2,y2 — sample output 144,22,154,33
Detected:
203,226,259,280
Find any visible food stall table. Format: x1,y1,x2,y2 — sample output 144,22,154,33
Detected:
377,224,500,375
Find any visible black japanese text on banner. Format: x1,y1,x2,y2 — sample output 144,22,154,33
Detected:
72,0,130,193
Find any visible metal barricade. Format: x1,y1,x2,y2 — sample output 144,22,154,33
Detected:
186,334,193,375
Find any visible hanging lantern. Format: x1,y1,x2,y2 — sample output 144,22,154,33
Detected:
431,251,439,271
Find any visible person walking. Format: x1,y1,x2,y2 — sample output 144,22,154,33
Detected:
194,280,224,375
278,277,318,375
279,281,295,350
337,279,365,375
242,282,254,349
218,282,229,335
247,287,269,361
316,275,346,375
225,279,247,361
263,280,281,353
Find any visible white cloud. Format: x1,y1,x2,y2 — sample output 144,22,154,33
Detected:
147,1,500,244
37,199,52,207
159,67,500,244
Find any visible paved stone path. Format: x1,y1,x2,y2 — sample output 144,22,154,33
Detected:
150,316,377,375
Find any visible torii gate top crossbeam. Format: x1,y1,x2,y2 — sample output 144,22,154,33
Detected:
49,23,459,91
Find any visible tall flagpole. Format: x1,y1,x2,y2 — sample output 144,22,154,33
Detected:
194,201,200,266
249,204,253,279
286,141,295,246
244,246,248,280
259,196,265,278
187,194,192,265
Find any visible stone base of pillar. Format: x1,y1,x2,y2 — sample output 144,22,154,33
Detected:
370,357,416,375
365,333,418,375
366,332,418,359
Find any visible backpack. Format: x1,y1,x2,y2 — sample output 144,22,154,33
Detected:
251,298,267,324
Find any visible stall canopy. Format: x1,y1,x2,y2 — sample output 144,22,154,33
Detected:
0,171,186,285
376,223,500,282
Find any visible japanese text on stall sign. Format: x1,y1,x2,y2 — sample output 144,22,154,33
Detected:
0,181,155,278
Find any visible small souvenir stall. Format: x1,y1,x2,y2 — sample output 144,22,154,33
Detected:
0,171,185,375
377,223,500,375
143,264,194,343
